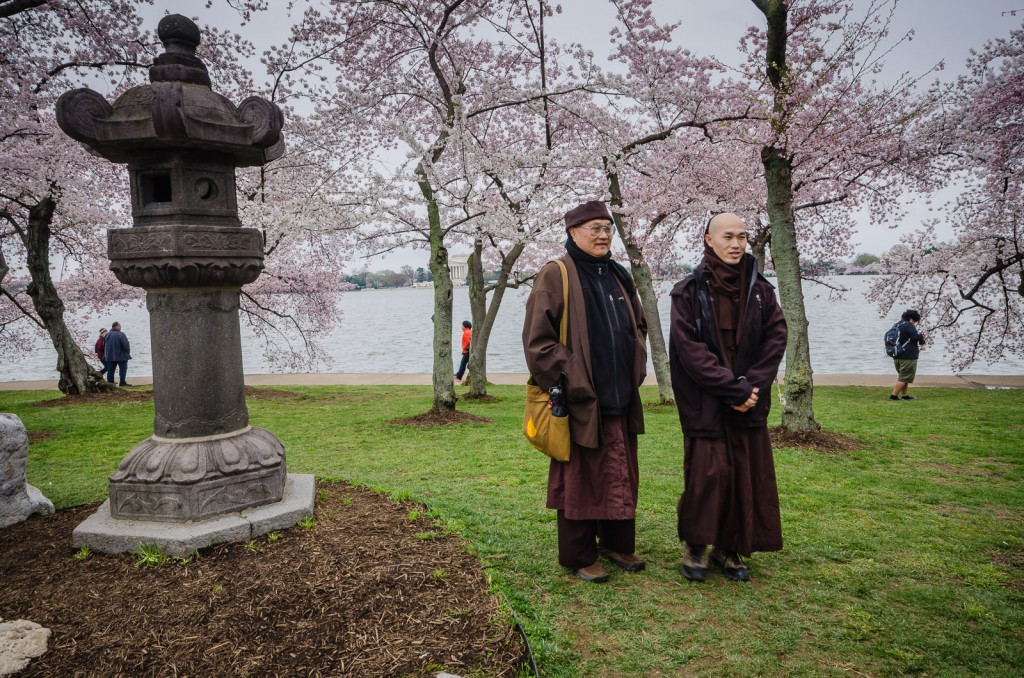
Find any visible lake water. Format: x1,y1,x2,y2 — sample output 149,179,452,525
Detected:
6,275,1023,381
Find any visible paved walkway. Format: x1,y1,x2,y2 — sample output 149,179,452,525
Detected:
2,373,1022,391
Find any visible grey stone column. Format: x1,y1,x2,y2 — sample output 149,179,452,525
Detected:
149,289,248,438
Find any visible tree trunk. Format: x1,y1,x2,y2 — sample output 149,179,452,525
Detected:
619,238,673,404
24,197,113,395
465,238,488,396
423,190,457,412
465,237,526,398
607,172,673,403
761,147,819,432
754,0,818,432
749,218,769,276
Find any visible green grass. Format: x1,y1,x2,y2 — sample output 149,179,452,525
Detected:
3,384,1022,676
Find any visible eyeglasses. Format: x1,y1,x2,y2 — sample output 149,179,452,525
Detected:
575,224,614,235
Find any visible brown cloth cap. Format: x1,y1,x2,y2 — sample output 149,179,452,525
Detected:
564,200,612,229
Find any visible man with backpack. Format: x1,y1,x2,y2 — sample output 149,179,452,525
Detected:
888,309,926,401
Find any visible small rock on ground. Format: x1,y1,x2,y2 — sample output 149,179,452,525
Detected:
0,617,51,676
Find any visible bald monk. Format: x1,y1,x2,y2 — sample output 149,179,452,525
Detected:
668,212,788,582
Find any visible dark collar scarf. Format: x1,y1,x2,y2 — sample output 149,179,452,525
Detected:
702,244,750,354
564,236,636,294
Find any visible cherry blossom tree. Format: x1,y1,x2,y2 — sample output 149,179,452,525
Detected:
869,21,1024,371
0,0,154,393
1,1,356,390
232,111,361,371
456,4,597,398
744,0,935,432
274,0,575,412
580,0,763,404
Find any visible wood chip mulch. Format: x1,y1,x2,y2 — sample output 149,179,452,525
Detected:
31,388,153,407
458,393,500,403
0,480,525,677
769,426,861,453
390,410,494,427
30,387,302,408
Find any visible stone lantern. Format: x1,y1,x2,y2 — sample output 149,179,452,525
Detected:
56,15,312,554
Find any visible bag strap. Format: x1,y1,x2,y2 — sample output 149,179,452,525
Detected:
552,259,568,346
896,321,911,348
526,260,569,390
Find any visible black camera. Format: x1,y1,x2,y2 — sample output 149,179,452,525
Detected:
549,385,568,417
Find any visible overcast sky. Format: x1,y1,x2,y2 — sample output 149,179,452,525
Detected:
139,1,1023,270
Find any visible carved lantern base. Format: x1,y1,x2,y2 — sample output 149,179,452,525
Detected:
108,426,286,522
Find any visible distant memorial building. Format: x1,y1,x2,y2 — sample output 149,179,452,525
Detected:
449,253,469,286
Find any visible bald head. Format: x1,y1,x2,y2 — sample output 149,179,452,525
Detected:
707,212,745,236
705,212,748,265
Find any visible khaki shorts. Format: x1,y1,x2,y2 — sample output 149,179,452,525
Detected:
894,358,918,383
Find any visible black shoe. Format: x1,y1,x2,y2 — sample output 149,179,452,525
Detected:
889,395,900,401
681,562,707,581
120,383,133,387
681,543,708,581
710,548,750,582
901,395,916,400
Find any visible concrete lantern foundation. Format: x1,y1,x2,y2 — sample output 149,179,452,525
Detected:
74,474,315,558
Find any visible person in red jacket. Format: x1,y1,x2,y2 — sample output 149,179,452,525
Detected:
454,320,472,381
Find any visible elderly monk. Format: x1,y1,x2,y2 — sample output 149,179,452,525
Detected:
668,212,787,582
523,200,649,583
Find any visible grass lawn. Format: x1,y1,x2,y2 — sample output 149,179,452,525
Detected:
2,384,1022,676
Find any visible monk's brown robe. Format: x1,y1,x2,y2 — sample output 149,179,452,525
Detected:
668,251,787,556
523,256,647,521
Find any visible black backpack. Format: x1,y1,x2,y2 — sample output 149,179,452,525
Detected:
884,322,908,358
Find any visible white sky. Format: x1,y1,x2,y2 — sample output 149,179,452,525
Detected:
139,0,1023,270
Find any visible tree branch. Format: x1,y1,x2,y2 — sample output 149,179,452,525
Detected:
0,0,47,19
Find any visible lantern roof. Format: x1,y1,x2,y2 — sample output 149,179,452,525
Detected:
56,14,284,167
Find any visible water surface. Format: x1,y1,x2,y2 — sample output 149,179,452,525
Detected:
7,275,1022,381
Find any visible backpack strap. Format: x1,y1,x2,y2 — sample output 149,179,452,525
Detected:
898,321,911,349
526,260,570,390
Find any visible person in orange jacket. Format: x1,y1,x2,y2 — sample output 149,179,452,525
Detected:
454,320,472,381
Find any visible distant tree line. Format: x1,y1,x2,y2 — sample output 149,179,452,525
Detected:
343,265,515,289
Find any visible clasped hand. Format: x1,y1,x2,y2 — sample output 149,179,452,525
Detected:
731,386,759,412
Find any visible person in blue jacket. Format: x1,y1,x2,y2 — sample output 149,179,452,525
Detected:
889,309,926,401
103,321,133,387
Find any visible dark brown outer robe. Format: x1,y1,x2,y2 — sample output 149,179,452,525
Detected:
668,256,787,556
523,256,648,520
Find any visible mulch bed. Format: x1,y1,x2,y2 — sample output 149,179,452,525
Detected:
31,387,302,408
31,388,153,407
391,410,494,427
769,426,861,453
0,480,524,677
458,393,500,404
